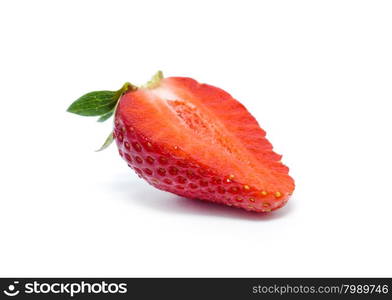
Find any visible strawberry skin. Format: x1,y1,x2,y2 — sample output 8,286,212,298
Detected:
113,77,295,213
67,72,294,213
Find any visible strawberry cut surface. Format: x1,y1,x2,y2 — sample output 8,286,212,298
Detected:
114,77,295,212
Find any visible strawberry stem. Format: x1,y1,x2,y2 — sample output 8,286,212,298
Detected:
143,70,164,88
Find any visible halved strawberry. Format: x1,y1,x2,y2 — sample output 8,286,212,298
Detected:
68,72,294,213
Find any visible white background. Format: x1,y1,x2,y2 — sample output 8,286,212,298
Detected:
1,0,391,277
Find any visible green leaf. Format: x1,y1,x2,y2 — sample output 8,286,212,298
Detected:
97,109,114,122
67,90,118,116
96,131,114,152
67,76,161,152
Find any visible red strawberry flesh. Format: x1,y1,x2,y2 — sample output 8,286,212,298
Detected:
114,77,294,212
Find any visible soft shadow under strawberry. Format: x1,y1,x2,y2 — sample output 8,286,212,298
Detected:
108,177,293,221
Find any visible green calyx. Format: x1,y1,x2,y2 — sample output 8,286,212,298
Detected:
67,71,164,151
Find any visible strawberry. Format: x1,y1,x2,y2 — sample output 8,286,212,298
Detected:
67,72,294,212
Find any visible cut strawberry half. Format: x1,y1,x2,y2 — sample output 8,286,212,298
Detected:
68,72,295,213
